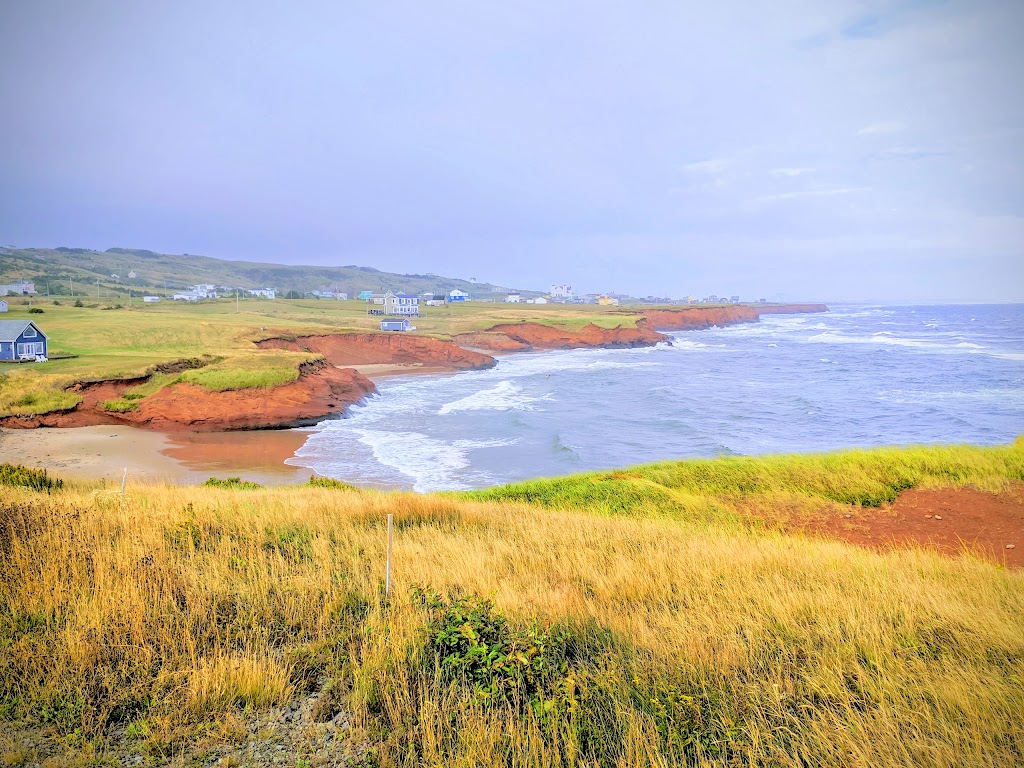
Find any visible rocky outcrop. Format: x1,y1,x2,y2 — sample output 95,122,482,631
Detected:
256,333,495,370
640,306,760,332
0,364,376,431
451,332,532,353
481,322,666,351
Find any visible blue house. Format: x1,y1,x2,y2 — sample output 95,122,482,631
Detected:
380,319,412,332
0,320,48,361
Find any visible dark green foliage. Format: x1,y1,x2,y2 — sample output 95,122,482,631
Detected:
0,463,63,492
27,307,43,314
73,299,84,307
413,586,571,708
307,475,357,491
202,476,262,490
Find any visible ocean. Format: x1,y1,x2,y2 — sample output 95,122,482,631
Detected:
287,304,1024,492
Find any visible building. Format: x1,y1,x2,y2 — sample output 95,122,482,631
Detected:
448,289,469,302
1,281,36,296
551,284,573,300
0,320,48,361
425,299,446,307
533,297,548,304
596,295,619,306
505,293,521,303
384,292,420,316
368,293,387,305
172,292,201,301
380,318,412,332
358,290,374,301
0,301,7,313
189,284,218,298
249,288,276,299
143,296,160,303
730,296,740,304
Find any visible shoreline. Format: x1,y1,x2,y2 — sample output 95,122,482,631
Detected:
0,305,829,483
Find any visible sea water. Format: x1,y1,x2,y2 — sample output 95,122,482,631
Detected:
287,304,1024,492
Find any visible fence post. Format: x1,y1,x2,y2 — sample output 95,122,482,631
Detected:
121,467,128,499
385,513,394,599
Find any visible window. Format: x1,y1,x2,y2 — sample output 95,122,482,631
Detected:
23,326,36,337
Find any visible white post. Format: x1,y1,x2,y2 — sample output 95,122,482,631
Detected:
385,513,394,598
121,467,128,498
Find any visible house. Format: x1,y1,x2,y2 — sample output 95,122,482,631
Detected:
0,301,7,313
384,292,419,316
380,318,412,332
505,293,521,303
358,290,374,301
448,289,468,302
1,281,36,296
369,293,387,305
425,299,446,307
730,295,740,304
172,292,201,301
143,296,160,303
249,288,276,299
551,284,573,300
0,320,48,361
189,284,218,298
533,297,548,304
596,295,619,306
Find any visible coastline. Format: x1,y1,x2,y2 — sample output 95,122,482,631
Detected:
0,304,829,482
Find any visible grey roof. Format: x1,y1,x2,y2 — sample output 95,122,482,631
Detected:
0,320,47,342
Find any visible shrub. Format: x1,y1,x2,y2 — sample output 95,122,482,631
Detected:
28,307,43,314
308,475,357,491
73,299,84,307
0,463,63,492
202,476,262,490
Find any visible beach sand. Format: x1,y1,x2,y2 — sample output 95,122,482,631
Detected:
0,425,311,485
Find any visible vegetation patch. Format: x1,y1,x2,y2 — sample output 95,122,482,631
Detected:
0,464,63,492
202,476,262,490
102,399,139,413
307,475,358,491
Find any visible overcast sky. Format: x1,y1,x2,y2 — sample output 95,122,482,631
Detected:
1,1,1022,302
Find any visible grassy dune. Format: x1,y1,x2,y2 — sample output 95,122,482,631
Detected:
1,443,1023,766
0,298,641,417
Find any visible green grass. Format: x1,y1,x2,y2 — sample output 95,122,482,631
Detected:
465,440,1024,514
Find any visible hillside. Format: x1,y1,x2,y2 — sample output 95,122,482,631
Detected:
0,246,541,299
0,442,1022,767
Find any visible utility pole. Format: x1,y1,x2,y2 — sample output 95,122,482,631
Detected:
69,277,74,297
236,288,240,313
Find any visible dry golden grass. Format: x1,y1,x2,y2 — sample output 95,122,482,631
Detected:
2,448,1023,766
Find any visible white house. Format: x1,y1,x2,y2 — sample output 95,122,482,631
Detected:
1,281,36,296
448,289,469,302
504,293,521,303
0,300,7,312
189,284,218,298
172,292,201,301
533,297,548,304
384,292,420,316
425,299,446,307
551,284,573,300
143,296,160,303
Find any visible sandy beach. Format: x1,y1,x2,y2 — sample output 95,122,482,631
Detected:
0,425,311,485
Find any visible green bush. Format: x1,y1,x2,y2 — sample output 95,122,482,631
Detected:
202,476,262,490
307,475,357,491
27,307,43,314
102,399,138,413
73,300,84,307
0,463,63,492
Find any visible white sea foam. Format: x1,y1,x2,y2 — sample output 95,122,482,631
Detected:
439,381,553,415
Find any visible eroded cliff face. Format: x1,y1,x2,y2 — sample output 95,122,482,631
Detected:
640,305,760,331
478,322,666,351
256,333,495,369
0,363,376,431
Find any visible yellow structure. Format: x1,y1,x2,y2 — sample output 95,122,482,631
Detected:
597,295,620,306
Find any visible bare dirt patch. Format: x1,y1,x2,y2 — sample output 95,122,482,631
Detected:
800,484,1024,568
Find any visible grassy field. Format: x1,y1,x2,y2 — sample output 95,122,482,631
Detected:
1,443,1022,766
0,297,642,417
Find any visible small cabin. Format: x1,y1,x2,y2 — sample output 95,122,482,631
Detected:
0,320,48,361
380,319,412,332
143,295,160,303
0,300,7,313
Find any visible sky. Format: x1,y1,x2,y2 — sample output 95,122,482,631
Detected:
1,0,1022,302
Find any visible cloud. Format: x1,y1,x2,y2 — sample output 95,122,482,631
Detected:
770,167,815,177
857,121,906,135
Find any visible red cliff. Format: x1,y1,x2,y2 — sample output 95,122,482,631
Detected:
256,333,495,369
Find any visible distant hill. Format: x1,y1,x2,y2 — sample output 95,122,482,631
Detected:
0,246,541,299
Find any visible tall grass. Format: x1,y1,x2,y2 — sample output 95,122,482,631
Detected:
1,446,1022,765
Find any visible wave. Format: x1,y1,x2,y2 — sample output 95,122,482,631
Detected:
439,381,553,415
805,331,1007,356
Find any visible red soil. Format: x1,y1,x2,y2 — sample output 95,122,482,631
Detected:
799,485,1024,568
0,362,376,432
640,305,760,331
481,322,666,351
256,333,495,369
